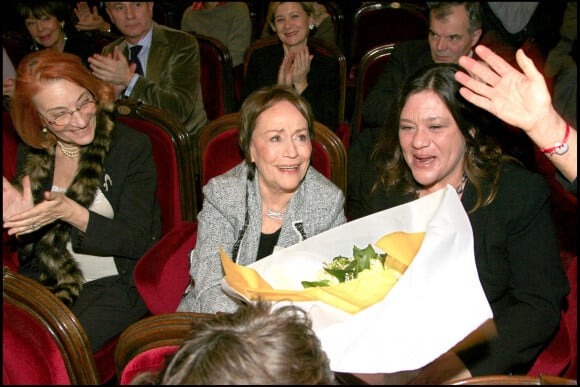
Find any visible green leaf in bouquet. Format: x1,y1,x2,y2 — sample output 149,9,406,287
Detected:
301,279,331,288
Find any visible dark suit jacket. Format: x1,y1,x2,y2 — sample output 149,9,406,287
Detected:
352,159,569,376
102,23,208,147
242,42,340,131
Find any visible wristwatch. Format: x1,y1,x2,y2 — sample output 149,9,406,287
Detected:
539,122,570,156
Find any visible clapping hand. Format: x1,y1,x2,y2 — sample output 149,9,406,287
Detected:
74,2,105,32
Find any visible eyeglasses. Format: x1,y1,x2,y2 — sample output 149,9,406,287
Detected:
39,99,97,128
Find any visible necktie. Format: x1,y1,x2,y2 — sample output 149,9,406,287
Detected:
129,45,144,75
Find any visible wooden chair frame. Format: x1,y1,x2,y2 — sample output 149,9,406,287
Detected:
114,312,215,379
197,112,347,196
114,98,198,222
243,36,347,125
194,33,237,119
450,374,577,385
350,43,395,138
3,266,101,384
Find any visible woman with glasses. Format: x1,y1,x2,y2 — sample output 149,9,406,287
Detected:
2,50,161,352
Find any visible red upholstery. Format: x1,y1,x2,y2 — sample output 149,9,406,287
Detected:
350,43,395,138
134,221,198,315
3,111,20,272
3,267,101,384
196,33,236,121
117,116,182,235
3,303,72,384
201,128,332,187
120,345,179,385
349,3,428,86
528,254,577,379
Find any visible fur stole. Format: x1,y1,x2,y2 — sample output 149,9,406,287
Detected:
16,109,114,306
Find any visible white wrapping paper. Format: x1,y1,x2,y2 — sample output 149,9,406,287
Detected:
222,186,493,373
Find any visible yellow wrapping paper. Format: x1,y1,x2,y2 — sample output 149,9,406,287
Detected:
220,231,425,314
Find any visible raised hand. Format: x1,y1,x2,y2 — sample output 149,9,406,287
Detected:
455,44,553,133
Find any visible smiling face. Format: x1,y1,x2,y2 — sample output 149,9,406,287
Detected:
24,12,65,50
428,4,480,64
399,90,467,195
106,2,154,44
34,79,97,146
250,100,312,197
272,2,313,49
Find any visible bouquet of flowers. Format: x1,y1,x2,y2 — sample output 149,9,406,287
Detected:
221,186,493,374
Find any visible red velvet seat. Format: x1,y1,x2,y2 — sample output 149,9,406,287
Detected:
195,33,236,121
114,312,215,384
3,111,20,273
527,254,577,379
115,98,198,227
3,267,101,384
350,43,395,139
348,2,428,88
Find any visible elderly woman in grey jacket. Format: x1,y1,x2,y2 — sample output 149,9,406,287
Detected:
177,85,346,314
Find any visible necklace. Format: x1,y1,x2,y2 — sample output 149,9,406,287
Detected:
416,173,468,198
57,141,81,158
265,209,286,221
455,173,468,194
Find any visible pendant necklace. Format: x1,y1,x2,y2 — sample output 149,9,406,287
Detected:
416,173,468,198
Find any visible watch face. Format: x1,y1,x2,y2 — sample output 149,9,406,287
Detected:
554,143,569,155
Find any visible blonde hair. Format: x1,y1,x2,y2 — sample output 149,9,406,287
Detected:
266,2,323,32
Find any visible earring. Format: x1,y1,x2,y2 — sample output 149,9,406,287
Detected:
42,127,48,133
309,23,315,30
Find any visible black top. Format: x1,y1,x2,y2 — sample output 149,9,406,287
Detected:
352,158,569,376
257,228,281,260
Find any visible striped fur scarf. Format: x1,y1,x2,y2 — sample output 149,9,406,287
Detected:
15,110,113,306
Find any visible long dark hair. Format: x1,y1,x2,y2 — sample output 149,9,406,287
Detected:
371,63,503,213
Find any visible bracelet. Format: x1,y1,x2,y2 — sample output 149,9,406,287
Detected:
539,122,570,156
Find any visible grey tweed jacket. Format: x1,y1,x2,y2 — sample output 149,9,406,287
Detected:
177,162,346,313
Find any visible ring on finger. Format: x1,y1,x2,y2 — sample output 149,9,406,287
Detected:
31,223,39,230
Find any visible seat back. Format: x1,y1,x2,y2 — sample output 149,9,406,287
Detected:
243,36,347,126
451,374,577,385
349,3,428,85
324,1,346,55
197,112,347,195
194,33,236,121
3,266,101,384
2,30,29,67
133,221,198,315
350,43,395,138
115,99,197,230
3,111,20,272
115,312,216,383
528,255,577,379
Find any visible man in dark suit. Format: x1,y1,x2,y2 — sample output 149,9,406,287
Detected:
348,2,482,217
88,2,207,166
